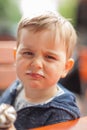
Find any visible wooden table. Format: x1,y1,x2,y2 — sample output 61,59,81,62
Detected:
31,116,87,130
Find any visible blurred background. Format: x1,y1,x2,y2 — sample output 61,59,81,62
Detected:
0,0,78,40
0,0,87,116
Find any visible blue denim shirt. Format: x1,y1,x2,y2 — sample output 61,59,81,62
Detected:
0,80,80,130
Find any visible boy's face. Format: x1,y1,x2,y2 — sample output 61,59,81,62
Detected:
16,29,72,90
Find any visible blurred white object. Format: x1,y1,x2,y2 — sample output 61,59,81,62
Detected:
0,103,17,128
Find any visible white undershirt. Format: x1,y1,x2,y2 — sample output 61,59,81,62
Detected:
14,85,64,111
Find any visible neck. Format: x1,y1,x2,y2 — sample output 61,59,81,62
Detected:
24,85,58,104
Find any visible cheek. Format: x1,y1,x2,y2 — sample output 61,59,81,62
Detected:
45,67,60,86
16,53,27,68
47,63,65,80
16,56,27,76
16,61,23,78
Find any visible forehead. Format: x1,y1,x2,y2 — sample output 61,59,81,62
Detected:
18,28,66,53
20,28,61,44
19,23,62,42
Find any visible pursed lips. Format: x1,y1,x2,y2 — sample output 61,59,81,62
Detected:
25,71,45,79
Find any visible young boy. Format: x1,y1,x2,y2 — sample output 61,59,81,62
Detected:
0,11,80,130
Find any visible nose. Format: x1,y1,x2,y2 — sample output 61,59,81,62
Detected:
30,57,43,69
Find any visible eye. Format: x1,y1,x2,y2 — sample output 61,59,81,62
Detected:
46,55,56,60
23,51,33,55
22,51,34,58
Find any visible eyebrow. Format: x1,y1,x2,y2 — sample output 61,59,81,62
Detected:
45,50,60,57
19,45,62,58
18,45,35,51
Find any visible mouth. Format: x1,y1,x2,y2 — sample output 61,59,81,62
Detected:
26,71,45,79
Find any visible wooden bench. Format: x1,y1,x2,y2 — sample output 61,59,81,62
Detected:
31,116,87,130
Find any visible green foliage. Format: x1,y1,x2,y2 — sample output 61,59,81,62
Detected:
0,0,21,23
58,0,78,26
0,0,22,36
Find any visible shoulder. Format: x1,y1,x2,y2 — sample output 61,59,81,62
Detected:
0,80,21,105
57,83,77,101
48,83,80,118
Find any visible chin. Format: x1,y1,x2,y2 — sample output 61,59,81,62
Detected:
25,81,43,89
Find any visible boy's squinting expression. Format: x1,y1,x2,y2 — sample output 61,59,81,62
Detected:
16,29,71,90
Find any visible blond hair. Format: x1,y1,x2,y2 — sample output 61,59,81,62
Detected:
17,11,77,59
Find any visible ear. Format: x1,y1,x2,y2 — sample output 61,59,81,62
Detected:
61,58,74,78
14,48,16,59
